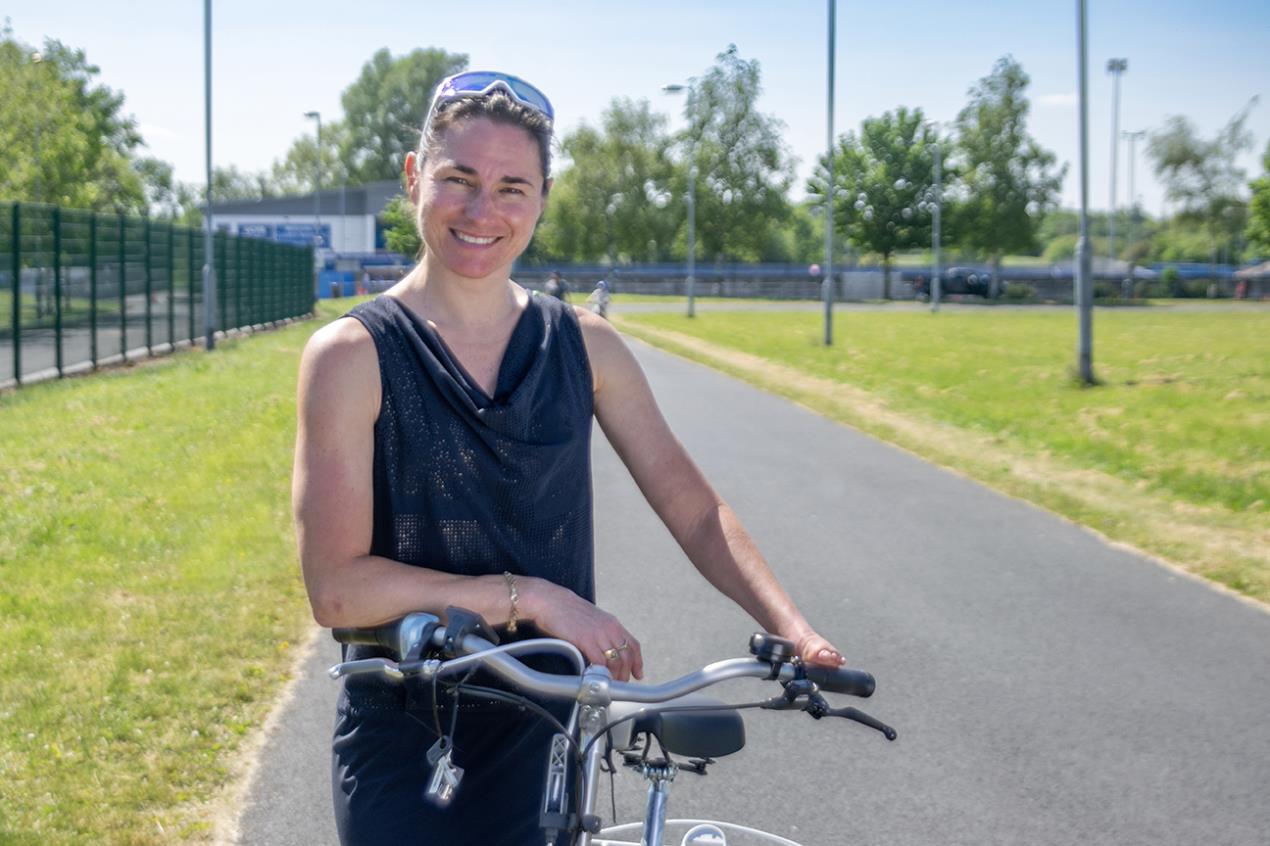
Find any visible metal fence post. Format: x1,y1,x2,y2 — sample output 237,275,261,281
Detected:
118,214,127,359
90,214,98,369
217,233,227,337
167,224,175,350
235,237,243,332
144,217,153,354
53,206,63,377
187,227,196,344
10,204,20,385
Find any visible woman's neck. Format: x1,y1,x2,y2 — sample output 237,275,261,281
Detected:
394,258,525,331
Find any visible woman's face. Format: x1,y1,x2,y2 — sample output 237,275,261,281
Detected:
409,117,548,283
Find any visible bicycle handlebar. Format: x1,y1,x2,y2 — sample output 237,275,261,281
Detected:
329,611,876,704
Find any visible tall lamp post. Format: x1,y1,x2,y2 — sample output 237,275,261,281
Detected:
203,0,216,351
661,83,696,318
823,0,836,345
926,122,943,313
1106,58,1128,266
304,111,323,256
1122,128,1146,297
1075,1,1095,384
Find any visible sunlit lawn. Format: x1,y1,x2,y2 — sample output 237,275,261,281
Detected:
617,305,1269,599
0,308,343,844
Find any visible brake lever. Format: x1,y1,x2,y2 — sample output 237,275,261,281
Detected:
828,705,898,741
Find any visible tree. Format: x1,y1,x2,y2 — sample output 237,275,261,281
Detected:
678,45,796,263
339,47,467,184
952,56,1065,290
0,26,146,211
535,98,676,263
1247,140,1270,257
1147,102,1255,266
270,120,354,196
380,193,421,258
808,107,946,297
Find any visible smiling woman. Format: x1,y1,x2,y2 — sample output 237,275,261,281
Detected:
291,70,847,846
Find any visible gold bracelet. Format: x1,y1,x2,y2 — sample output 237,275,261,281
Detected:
502,571,519,634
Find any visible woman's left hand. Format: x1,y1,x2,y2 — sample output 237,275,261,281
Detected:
795,630,846,668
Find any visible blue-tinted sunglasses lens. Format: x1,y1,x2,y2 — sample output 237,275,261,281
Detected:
440,72,553,121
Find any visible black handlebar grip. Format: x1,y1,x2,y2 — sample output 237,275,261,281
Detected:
331,623,399,651
804,665,876,698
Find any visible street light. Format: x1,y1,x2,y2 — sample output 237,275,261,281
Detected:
304,111,322,255
1122,128,1146,297
662,82,696,318
925,121,944,313
1075,1,1096,384
1106,58,1128,266
30,51,44,204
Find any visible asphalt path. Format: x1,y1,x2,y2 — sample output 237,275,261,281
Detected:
234,336,1270,845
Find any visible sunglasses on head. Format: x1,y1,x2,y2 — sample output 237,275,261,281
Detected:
425,71,555,130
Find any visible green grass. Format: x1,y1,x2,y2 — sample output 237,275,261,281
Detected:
617,306,1270,600
0,305,347,844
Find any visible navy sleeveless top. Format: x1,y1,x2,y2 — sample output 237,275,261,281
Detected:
346,292,595,601
339,292,595,709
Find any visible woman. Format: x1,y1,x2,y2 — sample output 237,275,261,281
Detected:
292,71,845,845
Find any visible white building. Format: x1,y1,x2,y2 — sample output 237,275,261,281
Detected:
211,180,403,258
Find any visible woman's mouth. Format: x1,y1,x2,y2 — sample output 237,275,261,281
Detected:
453,230,499,246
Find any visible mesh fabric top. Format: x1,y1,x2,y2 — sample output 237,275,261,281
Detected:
344,291,596,606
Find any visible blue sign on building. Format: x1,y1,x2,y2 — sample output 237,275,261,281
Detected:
238,223,275,240
276,223,331,249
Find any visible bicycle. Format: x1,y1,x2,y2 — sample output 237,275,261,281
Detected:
329,607,896,845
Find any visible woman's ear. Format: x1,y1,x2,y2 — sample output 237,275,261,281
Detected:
404,152,422,201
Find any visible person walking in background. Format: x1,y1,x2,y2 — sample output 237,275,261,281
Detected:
587,279,610,319
544,269,569,302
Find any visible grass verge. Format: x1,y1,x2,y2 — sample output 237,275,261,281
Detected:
0,303,350,844
614,306,1269,604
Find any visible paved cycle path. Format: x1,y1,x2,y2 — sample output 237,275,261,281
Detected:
235,336,1270,845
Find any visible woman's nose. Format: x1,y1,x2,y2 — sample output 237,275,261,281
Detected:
464,188,495,221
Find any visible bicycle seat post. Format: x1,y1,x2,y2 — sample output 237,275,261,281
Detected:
639,762,677,846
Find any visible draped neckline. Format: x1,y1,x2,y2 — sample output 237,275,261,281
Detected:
380,292,541,408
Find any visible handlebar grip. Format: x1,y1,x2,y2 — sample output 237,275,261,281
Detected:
804,665,875,698
332,624,399,651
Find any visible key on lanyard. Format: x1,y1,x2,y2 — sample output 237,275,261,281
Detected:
425,736,464,807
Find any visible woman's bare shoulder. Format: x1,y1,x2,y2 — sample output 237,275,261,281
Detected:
299,316,380,407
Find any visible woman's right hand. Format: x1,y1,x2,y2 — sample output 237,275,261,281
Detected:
522,579,644,682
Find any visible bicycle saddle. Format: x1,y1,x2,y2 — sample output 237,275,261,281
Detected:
606,694,746,759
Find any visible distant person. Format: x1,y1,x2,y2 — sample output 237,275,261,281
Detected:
586,279,610,319
544,270,569,302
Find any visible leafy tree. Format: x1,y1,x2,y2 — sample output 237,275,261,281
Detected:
211,165,273,202
952,56,1065,290
270,120,354,196
536,98,676,262
339,47,467,184
678,45,796,263
808,106,946,297
1243,139,1270,257
380,193,421,258
0,26,146,211
1147,102,1255,265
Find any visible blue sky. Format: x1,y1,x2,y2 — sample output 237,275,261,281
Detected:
6,0,1269,216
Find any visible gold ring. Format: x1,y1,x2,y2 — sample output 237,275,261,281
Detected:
603,640,629,662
